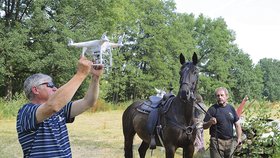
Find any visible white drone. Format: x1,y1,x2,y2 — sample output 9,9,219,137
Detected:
68,32,124,66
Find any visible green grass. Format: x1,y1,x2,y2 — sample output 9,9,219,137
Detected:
0,119,22,158
1,99,279,158
2,110,205,158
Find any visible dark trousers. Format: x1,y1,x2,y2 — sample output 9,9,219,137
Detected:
210,137,237,158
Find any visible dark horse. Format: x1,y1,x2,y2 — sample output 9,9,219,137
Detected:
122,53,199,158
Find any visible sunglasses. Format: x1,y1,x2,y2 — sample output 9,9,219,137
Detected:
38,82,56,88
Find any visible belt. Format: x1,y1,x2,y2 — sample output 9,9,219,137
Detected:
211,137,234,141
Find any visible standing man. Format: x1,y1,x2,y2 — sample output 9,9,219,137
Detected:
16,56,103,157
193,94,207,154
203,87,242,158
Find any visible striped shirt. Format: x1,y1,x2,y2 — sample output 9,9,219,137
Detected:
16,102,75,158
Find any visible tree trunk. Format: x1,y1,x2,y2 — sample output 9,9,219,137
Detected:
4,76,13,100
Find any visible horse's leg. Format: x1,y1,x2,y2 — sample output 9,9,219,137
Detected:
165,145,176,158
138,141,149,158
183,144,194,158
124,129,136,158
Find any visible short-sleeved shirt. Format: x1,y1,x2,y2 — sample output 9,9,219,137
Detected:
203,103,239,140
16,102,75,158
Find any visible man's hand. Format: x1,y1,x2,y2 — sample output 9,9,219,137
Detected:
237,138,242,146
203,117,217,129
209,117,217,125
77,56,93,76
91,64,104,78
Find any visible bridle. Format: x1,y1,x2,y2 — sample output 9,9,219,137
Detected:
179,62,198,102
163,62,199,136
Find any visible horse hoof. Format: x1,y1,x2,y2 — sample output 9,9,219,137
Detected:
149,143,156,149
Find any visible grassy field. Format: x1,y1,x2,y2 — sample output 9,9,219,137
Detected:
2,101,279,158
0,110,210,158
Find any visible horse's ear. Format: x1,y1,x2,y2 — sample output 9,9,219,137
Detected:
192,52,198,65
180,53,185,65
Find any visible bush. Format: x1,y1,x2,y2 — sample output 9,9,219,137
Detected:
0,94,132,119
0,93,28,119
90,99,133,112
236,102,280,157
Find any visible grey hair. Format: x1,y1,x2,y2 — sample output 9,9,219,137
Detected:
24,73,52,100
215,87,229,96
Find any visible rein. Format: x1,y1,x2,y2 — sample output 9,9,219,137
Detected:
165,116,197,135
196,102,211,118
164,97,197,135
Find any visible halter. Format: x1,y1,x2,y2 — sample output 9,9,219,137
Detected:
179,62,198,101
162,61,199,137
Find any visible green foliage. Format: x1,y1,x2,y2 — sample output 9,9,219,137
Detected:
90,99,133,112
0,93,28,119
237,102,280,157
229,49,264,103
0,0,279,104
258,58,280,101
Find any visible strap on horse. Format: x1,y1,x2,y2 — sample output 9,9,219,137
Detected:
152,96,175,147
165,116,197,135
156,124,165,148
196,102,211,118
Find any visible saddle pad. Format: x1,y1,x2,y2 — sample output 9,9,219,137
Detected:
137,101,155,114
136,96,176,114
149,96,162,104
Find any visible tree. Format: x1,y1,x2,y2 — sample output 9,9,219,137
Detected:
191,16,236,103
0,0,33,99
258,58,280,101
0,0,128,99
105,0,181,102
1,0,278,103
229,48,263,103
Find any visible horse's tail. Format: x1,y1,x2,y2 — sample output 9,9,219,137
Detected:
122,101,140,158
123,101,142,136
122,105,134,135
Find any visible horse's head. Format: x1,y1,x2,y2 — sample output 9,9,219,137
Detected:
178,52,199,101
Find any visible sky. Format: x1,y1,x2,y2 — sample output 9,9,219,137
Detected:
174,0,280,64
